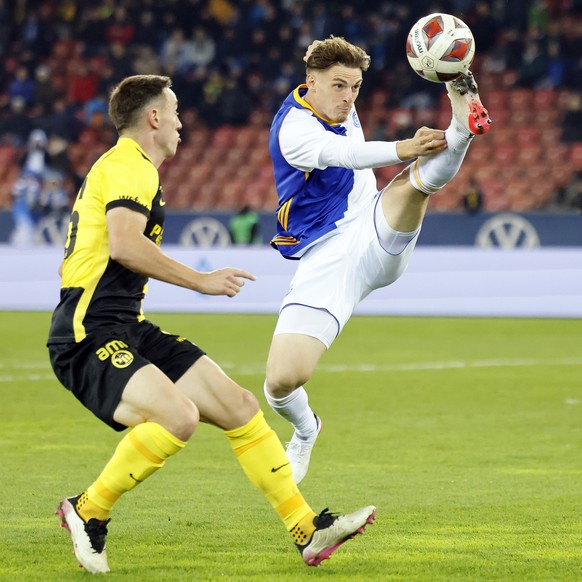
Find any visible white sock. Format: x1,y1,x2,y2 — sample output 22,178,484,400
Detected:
263,381,317,441
409,121,472,194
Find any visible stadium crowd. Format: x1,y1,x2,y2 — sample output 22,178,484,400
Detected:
0,0,581,226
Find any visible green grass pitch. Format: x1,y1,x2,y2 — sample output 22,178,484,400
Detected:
0,312,581,581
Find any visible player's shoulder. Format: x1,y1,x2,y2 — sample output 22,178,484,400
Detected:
98,140,157,178
102,139,153,166
282,106,325,132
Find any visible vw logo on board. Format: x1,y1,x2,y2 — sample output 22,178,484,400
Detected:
476,214,540,249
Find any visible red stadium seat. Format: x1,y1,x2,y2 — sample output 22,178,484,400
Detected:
515,126,540,145
509,89,533,111
532,89,558,110
484,89,509,110
569,143,582,171
490,126,517,145
493,144,518,165
516,145,542,165
548,164,574,190
211,126,237,148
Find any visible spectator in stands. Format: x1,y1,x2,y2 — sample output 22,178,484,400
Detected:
198,70,225,126
161,27,189,72
0,96,32,145
68,61,99,105
46,134,73,180
105,6,135,47
517,38,548,87
540,39,567,88
229,205,262,244
132,45,163,76
469,1,501,54
560,92,582,143
183,26,216,73
33,64,56,112
218,77,253,126
554,170,582,211
22,129,48,176
10,168,41,246
0,0,12,58
83,92,110,129
75,5,109,57
38,171,70,218
133,10,161,51
107,41,133,80
8,65,36,106
462,179,484,214
41,97,81,143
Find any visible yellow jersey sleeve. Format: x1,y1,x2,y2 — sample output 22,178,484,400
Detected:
102,143,159,216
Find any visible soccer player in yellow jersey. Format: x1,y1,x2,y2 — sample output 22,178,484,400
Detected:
47,75,375,574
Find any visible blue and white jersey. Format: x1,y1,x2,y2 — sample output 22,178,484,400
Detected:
269,85,379,259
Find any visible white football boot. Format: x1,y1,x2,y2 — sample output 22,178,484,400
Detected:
285,414,322,484
446,71,492,135
296,506,376,566
56,496,110,574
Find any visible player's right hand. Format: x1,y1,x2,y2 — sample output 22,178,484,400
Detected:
196,268,256,297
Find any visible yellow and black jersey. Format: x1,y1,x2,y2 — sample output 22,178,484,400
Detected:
48,137,165,344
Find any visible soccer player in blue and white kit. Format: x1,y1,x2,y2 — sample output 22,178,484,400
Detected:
263,36,491,483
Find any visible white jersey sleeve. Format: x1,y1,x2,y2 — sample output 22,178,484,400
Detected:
279,107,403,172
319,137,402,169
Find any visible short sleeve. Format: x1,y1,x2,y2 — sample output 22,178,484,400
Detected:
103,157,159,216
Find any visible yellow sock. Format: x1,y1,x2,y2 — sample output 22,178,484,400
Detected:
76,422,186,521
225,410,316,543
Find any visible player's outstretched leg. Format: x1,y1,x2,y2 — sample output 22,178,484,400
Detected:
446,70,492,136
286,413,322,484
296,506,376,566
56,496,110,574
408,70,491,196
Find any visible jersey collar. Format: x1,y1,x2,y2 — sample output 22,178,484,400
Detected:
117,136,155,165
292,85,342,126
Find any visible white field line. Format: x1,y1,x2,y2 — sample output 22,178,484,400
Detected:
1,357,581,383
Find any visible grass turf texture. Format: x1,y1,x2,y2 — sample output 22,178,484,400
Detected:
0,312,581,581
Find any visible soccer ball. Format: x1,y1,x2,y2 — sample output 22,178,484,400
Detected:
406,13,475,83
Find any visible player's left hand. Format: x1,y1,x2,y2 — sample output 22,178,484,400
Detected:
396,127,447,160
197,268,256,297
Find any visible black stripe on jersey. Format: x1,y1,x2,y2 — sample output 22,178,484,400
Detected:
47,287,84,344
106,199,150,217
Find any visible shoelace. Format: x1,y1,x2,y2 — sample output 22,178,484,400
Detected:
84,518,111,553
286,441,302,454
313,508,338,529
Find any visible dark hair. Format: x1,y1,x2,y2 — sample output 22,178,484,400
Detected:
306,36,370,72
108,75,172,132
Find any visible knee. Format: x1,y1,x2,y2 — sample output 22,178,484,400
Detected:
240,387,260,417
265,366,310,398
223,385,260,429
170,399,199,441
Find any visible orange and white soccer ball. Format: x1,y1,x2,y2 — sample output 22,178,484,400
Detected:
406,13,475,83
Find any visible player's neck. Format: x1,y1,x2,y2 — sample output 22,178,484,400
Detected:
119,131,162,168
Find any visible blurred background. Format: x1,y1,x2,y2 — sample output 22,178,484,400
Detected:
0,0,581,248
